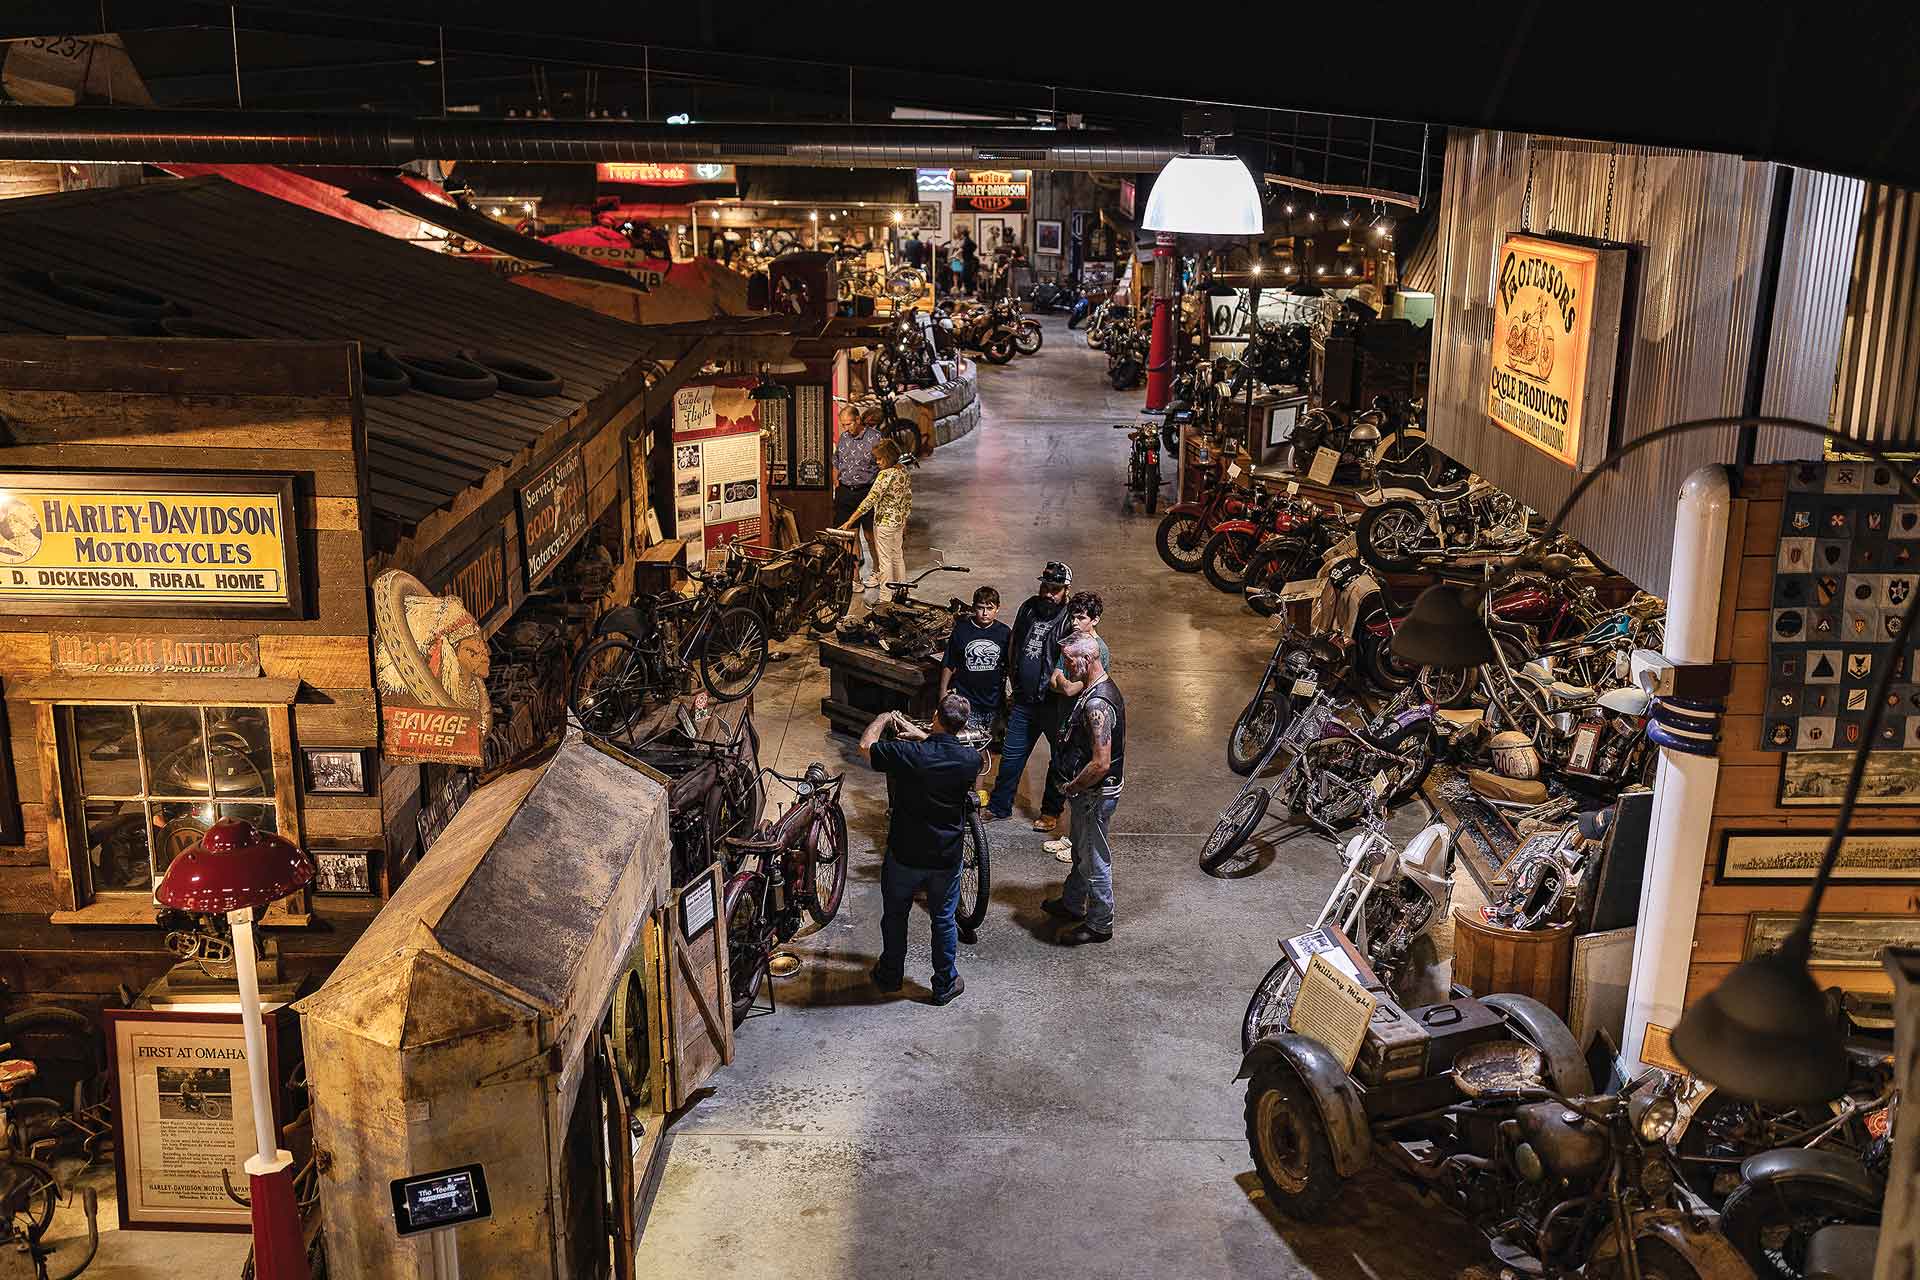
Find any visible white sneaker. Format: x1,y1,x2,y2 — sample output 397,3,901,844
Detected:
863,575,883,589
1044,837,1073,862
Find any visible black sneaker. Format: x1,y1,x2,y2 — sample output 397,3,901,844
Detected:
930,975,966,1006
1040,897,1086,921
1056,923,1112,946
871,967,903,993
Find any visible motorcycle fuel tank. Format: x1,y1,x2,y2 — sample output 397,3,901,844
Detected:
1515,1100,1610,1183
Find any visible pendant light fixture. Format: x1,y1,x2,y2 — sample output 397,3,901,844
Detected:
1141,108,1264,238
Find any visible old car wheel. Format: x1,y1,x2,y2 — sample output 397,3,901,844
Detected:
1244,1064,1341,1220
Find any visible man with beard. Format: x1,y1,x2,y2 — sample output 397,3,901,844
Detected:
1043,634,1126,944
984,561,1073,828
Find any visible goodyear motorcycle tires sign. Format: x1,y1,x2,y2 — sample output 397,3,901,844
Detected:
1487,233,1629,471
0,471,302,618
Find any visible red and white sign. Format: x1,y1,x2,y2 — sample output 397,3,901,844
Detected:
671,378,767,569
596,162,736,186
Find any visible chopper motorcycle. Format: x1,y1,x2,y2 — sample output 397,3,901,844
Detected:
1241,1000,1757,1279
1356,479,1534,574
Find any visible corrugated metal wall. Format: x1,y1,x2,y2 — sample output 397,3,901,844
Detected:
1831,184,1920,444
1428,130,1860,595
1756,169,1867,460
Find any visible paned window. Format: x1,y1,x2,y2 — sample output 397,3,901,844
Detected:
57,704,277,897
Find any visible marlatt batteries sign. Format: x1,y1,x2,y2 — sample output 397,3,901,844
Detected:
0,473,299,616
951,169,1030,213
1487,234,1629,471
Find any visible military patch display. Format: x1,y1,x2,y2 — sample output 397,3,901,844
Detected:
1765,460,1920,751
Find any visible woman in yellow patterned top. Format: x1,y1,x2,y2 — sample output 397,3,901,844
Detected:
840,438,912,590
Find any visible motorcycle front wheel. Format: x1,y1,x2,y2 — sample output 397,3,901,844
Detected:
805,803,850,928
1242,537,1316,608
1356,627,1415,693
1242,959,1303,1054
1013,319,1043,354
1200,786,1270,874
957,810,991,935
1154,511,1209,572
1201,529,1259,593
1143,462,1160,513
700,606,771,702
1109,357,1140,389
1228,692,1289,775
1356,499,1429,575
982,336,1016,365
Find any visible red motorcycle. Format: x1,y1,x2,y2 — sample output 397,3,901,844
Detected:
1154,457,1256,572
1200,484,1329,594
1360,569,1602,697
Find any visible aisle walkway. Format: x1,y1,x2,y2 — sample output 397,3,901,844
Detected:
636,320,1482,1279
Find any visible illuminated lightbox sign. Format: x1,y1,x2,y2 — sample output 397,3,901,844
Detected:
596,162,735,185
1486,233,1631,471
0,472,299,616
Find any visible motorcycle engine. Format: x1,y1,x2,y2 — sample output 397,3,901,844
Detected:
1515,1101,1610,1186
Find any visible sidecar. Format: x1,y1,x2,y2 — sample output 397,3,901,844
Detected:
1236,990,1591,1220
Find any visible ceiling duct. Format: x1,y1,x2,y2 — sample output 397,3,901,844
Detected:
0,107,1180,172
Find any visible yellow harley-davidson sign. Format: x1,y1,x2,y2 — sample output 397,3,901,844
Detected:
1488,235,1600,466
0,478,293,607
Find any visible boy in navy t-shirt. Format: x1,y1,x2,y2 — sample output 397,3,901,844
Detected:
940,586,1011,725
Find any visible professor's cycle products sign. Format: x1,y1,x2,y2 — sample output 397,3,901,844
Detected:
951,169,1031,214
1486,234,1629,471
517,447,589,587
596,161,735,185
0,472,299,616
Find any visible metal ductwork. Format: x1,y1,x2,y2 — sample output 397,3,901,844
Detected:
0,107,1180,171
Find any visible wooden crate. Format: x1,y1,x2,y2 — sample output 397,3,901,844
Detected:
1452,910,1575,1018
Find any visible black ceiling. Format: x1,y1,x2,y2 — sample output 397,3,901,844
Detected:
7,2,1920,192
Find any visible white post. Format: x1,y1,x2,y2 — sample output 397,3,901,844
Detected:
1622,465,1733,1076
228,906,288,1172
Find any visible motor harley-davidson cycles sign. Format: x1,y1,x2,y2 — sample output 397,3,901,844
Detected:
1486,234,1629,470
951,169,1030,214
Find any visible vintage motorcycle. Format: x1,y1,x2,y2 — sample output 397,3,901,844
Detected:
1242,1003,1755,1279
715,528,861,641
941,301,1020,365
1200,482,1342,594
1239,792,1454,1052
1106,320,1149,390
870,310,938,393
1356,480,1534,575
1154,455,1255,572
1084,300,1133,351
1113,421,1163,513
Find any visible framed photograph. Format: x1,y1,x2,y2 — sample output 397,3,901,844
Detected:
104,1008,290,1231
1779,750,1920,806
1717,828,1920,884
313,849,378,897
1745,911,1920,968
303,747,368,795
1036,219,1063,256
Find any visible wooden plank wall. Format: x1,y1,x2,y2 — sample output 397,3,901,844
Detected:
1690,464,1920,1003
0,337,382,926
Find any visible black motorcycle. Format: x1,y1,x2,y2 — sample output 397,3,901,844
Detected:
1113,421,1162,513
1106,322,1148,390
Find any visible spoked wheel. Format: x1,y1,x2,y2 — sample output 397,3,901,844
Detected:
982,336,1016,365
1142,464,1160,514
956,809,991,935
1720,1178,1880,1280
809,565,856,633
1201,529,1259,593
1244,1065,1341,1220
1417,663,1477,708
1155,512,1209,572
1014,319,1043,354
1227,693,1288,776
1200,786,1270,874
725,878,771,1026
1242,959,1303,1054
0,1158,56,1244
570,637,652,738
1356,500,1430,575
700,606,770,701
804,804,849,928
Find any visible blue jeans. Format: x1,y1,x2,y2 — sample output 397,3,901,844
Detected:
1061,789,1119,932
987,700,1063,819
876,855,961,997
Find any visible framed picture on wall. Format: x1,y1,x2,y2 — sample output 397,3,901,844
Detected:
1779,749,1920,806
1036,219,1063,255
1744,911,1920,968
303,747,369,795
1717,828,1920,884
974,216,1006,251
313,849,379,897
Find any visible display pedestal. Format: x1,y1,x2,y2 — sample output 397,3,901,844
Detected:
817,638,942,736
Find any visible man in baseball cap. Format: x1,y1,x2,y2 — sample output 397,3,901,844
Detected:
985,561,1074,828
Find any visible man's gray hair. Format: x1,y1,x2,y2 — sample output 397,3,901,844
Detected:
1062,635,1102,662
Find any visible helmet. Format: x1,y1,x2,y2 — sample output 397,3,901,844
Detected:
1039,561,1073,587
1490,731,1541,780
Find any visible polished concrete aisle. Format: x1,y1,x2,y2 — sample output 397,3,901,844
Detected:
635,320,1483,1279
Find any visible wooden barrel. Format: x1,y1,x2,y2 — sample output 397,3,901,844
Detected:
1451,909,1576,1018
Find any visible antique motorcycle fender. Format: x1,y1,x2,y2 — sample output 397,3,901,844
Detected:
1208,517,1260,539
1236,1032,1372,1178
1586,1210,1759,1280
1736,1147,1882,1208
593,605,645,640
1162,498,1212,520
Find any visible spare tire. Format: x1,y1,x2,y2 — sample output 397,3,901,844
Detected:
462,349,563,397
392,352,498,400
46,270,179,321
362,347,412,397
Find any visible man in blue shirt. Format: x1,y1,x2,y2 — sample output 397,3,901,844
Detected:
939,586,1011,729
832,402,882,586
862,694,982,1005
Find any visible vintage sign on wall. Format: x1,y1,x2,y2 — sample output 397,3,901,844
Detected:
671,379,768,568
1487,234,1629,471
373,570,491,766
951,169,1031,214
517,448,589,587
430,528,509,633
0,472,300,617
50,632,260,676
595,161,735,186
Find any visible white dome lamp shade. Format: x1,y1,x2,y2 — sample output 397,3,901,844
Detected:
1142,110,1263,237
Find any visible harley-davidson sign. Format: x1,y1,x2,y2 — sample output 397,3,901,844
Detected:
1486,233,1629,471
951,169,1030,214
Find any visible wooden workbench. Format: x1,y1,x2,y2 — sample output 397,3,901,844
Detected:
817,637,943,736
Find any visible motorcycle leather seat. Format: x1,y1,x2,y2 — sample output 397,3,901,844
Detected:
1803,1225,1878,1280
1466,769,1550,805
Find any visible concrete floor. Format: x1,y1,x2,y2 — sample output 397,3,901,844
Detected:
636,319,1486,1279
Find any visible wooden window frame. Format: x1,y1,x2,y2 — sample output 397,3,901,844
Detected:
20,676,305,926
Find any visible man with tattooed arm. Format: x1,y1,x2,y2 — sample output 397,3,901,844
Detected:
1041,634,1126,944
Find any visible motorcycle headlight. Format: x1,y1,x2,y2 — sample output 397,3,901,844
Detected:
1633,1095,1678,1144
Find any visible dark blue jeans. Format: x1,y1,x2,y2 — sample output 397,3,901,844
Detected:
987,699,1064,819
876,855,961,997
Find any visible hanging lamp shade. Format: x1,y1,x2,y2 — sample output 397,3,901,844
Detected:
155,817,313,915
1670,942,1850,1105
1389,585,1498,668
1141,153,1264,236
